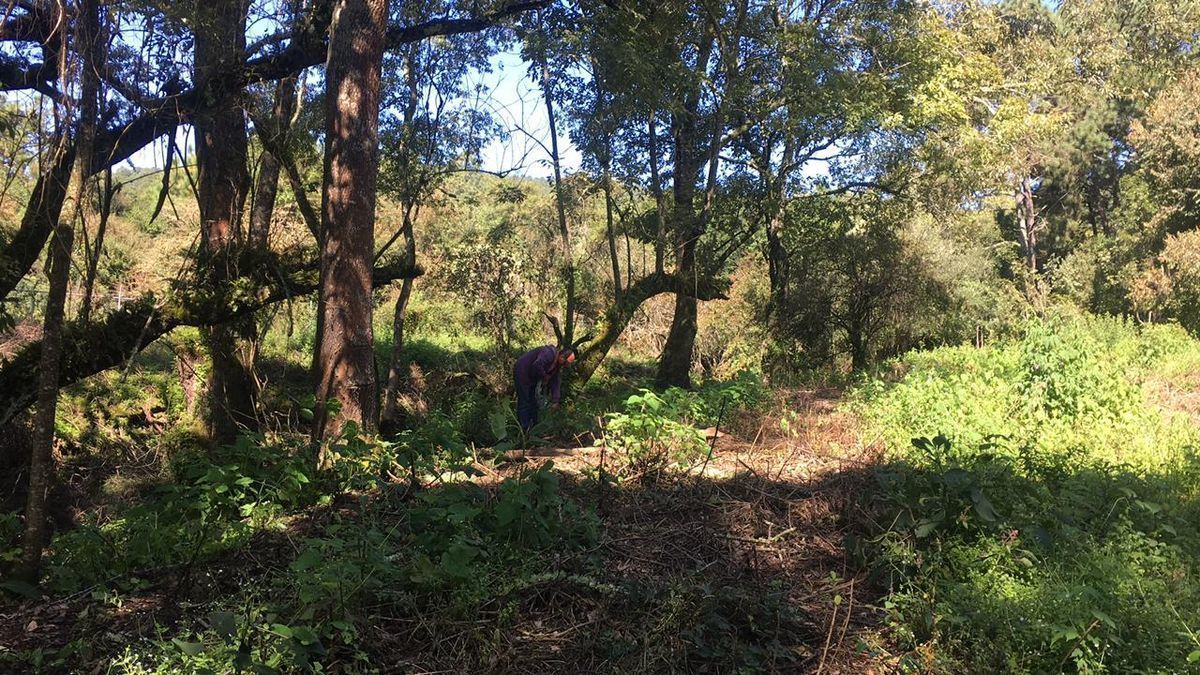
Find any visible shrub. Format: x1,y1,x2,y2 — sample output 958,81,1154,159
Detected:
850,317,1200,673
604,390,709,480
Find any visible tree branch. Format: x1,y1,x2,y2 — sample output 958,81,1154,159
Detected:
0,254,423,427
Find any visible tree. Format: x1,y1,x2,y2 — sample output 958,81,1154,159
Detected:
377,0,498,426
16,0,103,583
312,0,391,442
0,0,550,439
194,0,257,442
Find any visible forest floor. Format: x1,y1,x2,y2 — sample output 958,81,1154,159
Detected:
0,387,900,674
477,386,893,673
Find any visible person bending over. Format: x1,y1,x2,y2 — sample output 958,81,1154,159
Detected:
513,345,575,432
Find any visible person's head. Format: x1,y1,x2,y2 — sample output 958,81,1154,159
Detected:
556,348,576,366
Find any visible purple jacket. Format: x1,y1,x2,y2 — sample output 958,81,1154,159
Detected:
514,346,563,403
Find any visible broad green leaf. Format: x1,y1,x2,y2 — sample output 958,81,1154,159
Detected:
291,548,321,572
971,488,1000,523
915,518,941,538
172,638,205,656
207,611,238,640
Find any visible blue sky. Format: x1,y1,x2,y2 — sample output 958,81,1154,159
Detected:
128,48,580,179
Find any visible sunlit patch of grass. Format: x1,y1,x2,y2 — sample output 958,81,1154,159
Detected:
850,316,1200,673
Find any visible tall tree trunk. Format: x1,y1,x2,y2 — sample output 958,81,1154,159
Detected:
16,224,72,584
762,131,794,328
381,49,421,428
655,29,721,390
313,0,389,443
1016,175,1038,273
591,67,621,306
603,167,621,306
248,2,300,249
382,207,416,426
849,321,868,371
78,166,111,324
656,120,703,390
647,110,666,275
195,0,255,443
73,0,102,325
541,49,575,346
17,0,105,578
765,208,788,318
243,74,299,406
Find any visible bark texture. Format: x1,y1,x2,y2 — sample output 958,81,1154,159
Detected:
16,226,72,583
313,0,389,441
194,0,256,443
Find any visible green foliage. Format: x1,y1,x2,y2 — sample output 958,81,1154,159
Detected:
435,239,535,352
44,435,318,593
604,389,709,480
852,317,1200,672
0,511,21,567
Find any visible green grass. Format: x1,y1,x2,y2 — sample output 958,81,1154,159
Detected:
849,316,1200,673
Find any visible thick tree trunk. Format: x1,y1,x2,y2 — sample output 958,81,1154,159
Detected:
313,0,389,442
16,225,72,583
765,210,788,318
656,238,699,388
655,110,706,389
655,31,719,390
195,0,255,443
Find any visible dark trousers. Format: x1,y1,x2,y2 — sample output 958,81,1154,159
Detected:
516,381,539,432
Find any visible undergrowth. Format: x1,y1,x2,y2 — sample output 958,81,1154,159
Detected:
850,316,1200,673
0,368,779,673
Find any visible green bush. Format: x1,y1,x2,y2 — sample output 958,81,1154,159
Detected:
605,390,709,480
96,463,598,673
850,316,1200,673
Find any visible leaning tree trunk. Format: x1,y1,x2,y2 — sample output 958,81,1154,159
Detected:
313,0,389,443
248,0,300,249
576,271,726,386
194,0,255,443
